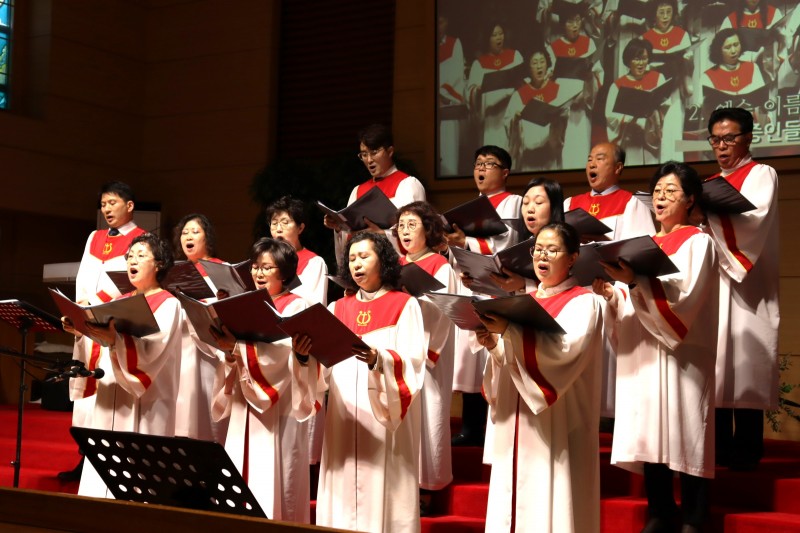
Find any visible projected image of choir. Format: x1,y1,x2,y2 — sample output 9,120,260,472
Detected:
436,0,800,176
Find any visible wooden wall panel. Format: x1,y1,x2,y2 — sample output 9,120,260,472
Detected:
48,0,144,58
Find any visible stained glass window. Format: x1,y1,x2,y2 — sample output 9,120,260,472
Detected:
0,0,12,110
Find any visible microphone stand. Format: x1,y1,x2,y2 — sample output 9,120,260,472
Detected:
0,300,62,488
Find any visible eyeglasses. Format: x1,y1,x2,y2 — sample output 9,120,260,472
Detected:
125,253,154,262
357,147,385,161
652,187,682,200
269,219,294,229
251,264,278,275
474,161,504,170
707,133,744,146
396,221,419,232
530,248,563,259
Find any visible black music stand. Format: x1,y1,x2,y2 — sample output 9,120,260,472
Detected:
70,427,266,519
0,300,62,488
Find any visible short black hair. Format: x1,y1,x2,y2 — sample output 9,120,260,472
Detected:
358,124,394,150
474,145,512,170
536,222,580,255
523,177,565,225
613,144,627,166
99,181,135,204
709,28,740,66
339,232,401,290
249,237,299,287
649,161,704,213
650,0,678,23
707,106,754,135
173,213,217,260
393,201,447,250
266,195,307,227
128,233,173,284
622,38,653,67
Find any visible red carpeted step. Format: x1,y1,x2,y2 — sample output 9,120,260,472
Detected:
712,468,800,511
447,482,489,519
724,512,800,532
600,462,644,498
450,446,490,482
0,437,81,472
0,465,79,493
601,496,648,533
421,515,485,533
772,478,800,514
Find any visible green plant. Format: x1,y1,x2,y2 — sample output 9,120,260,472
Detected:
766,354,800,432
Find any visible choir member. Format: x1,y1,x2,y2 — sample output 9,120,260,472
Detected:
63,233,182,498
172,213,226,442
596,162,719,532
60,181,146,481
266,195,329,467
395,201,457,511
299,232,426,533
476,222,603,533
323,124,426,257
705,107,780,471
210,237,319,522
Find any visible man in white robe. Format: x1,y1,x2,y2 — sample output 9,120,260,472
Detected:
704,107,780,471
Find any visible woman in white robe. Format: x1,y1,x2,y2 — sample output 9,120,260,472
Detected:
395,201,457,504
295,232,426,533
210,238,319,523
595,161,719,532
266,195,329,466
63,233,182,499
477,222,603,533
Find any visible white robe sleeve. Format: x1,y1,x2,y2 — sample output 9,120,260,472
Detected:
420,262,458,368
367,298,427,432
486,294,602,415
628,233,717,351
108,297,182,399
297,255,329,305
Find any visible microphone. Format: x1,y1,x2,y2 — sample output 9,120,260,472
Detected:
44,365,105,384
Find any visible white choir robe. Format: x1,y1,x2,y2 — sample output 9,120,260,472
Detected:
401,254,457,490
314,292,426,533
466,50,524,146
292,248,329,466
70,291,182,499
175,260,225,443
454,191,523,394
705,159,780,410
72,221,146,429
333,166,427,259
439,34,466,176
610,228,719,478
484,281,603,533
565,187,656,417
211,294,318,523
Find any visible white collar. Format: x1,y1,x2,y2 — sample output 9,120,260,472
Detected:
590,184,620,196
536,276,578,298
113,220,139,235
720,156,753,177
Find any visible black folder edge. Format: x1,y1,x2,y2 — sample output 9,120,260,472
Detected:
276,302,369,368
48,288,159,341
197,260,248,297
443,195,510,238
472,294,566,335
564,208,613,236
702,177,757,214
316,186,397,232
594,236,679,278
449,246,513,298
400,262,446,298
422,292,485,331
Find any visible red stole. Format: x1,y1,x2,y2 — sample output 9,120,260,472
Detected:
643,26,688,52
273,292,301,314
439,35,456,63
478,49,517,70
194,257,223,277
706,159,758,191
569,189,633,220
296,248,318,276
550,35,591,58
487,191,511,209
706,161,759,272
653,226,700,256
399,253,448,276
615,70,662,91
89,226,146,262
334,291,410,335
704,62,756,93
517,80,560,106
356,169,409,200
727,6,776,29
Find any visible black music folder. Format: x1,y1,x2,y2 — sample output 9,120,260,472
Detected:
702,177,756,214
573,235,679,285
481,63,527,93
105,270,135,296
450,246,515,298
49,288,160,342
702,85,769,113
443,194,510,238
175,288,286,348
519,96,569,126
565,208,613,236
316,186,397,231
553,56,591,80
473,294,566,334
276,303,369,368
400,262,446,298
423,292,487,331
162,261,215,300
613,81,673,118
495,237,536,279
197,259,248,297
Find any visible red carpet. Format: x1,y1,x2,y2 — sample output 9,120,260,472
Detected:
3,404,800,532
